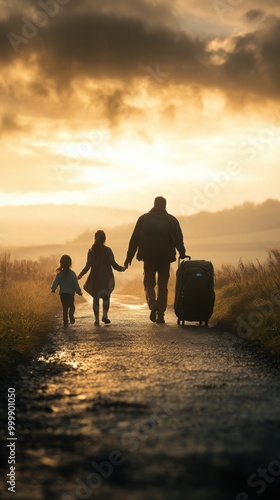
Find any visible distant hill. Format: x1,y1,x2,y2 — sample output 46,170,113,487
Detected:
1,199,279,248
178,199,280,239
56,199,280,269
1,199,280,270
0,205,141,246
70,199,280,243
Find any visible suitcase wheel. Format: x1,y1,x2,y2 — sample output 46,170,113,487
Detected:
177,319,185,326
199,320,209,327
200,320,209,327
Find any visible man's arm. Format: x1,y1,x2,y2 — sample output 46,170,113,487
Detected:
171,216,187,258
125,215,145,266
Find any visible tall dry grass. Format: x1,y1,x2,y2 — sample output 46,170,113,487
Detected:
213,249,280,354
0,253,60,377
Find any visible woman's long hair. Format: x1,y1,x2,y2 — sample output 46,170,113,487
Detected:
56,254,72,275
91,230,106,256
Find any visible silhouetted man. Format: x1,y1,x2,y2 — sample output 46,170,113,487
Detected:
124,197,187,323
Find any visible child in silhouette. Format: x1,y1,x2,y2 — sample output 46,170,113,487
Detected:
51,255,82,333
77,230,125,326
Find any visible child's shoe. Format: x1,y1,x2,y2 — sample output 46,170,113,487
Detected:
102,317,111,325
69,311,75,324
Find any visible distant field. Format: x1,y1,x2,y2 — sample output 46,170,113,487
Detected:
4,227,280,273
1,227,279,322
188,227,280,267
190,227,280,249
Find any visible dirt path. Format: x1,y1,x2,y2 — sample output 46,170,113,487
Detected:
1,295,280,500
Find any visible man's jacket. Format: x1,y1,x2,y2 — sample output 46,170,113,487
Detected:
126,208,186,264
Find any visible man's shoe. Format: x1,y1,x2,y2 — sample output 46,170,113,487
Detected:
149,304,157,323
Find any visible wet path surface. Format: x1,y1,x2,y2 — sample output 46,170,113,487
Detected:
1,295,280,500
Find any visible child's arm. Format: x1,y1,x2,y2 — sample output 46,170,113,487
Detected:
108,248,126,272
51,274,60,293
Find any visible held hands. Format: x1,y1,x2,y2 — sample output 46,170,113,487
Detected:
123,258,131,270
77,274,82,280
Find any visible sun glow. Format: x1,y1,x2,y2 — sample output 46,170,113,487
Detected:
51,129,243,190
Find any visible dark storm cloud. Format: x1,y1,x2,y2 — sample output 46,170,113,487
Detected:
85,0,178,26
42,12,204,83
222,16,280,96
259,17,280,88
0,1,280,104
244,9,266,23
0,6,205,90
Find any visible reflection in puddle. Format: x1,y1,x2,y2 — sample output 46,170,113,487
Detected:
76,394,87,401
67,361,79,369
37,350,79,370
123,303,146,310
85,294,146,310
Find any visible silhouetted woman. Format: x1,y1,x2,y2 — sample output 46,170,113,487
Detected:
77,230,125,326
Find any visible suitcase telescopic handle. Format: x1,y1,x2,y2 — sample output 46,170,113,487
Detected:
178,255,191,268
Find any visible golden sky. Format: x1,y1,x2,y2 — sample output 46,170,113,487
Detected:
1,0,280,216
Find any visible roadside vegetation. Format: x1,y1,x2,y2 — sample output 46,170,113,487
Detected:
213,249,280,354
2,247,279,380
0,253,61,377
119,250,280,355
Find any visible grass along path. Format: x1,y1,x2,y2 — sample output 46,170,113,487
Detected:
119,249,280,355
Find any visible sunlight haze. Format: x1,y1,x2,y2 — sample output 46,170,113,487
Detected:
0,0,280,246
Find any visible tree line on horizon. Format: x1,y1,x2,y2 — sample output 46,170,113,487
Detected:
69,199,280,243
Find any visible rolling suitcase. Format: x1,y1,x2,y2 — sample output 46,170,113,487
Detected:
174,256,215,327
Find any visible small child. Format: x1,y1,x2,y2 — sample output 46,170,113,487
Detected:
51,255,83,333
77,230,125,326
